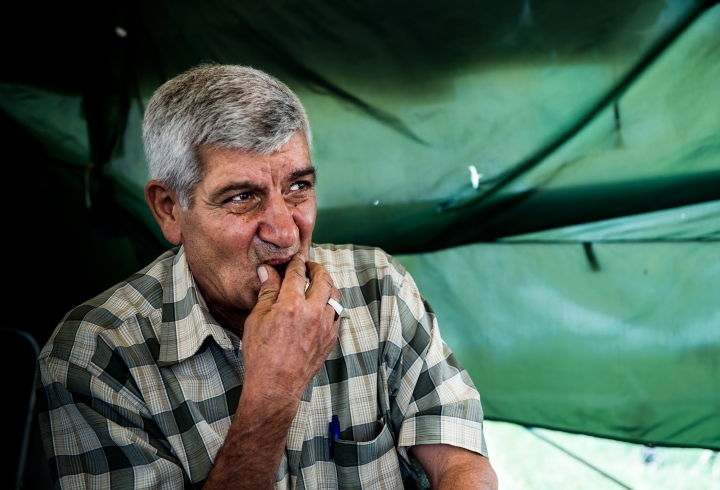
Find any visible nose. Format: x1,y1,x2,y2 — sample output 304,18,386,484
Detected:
257,193,299,250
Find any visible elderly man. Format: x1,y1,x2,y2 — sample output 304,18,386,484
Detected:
36,64,497,489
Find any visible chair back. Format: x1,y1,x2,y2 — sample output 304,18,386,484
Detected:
0,328,39,490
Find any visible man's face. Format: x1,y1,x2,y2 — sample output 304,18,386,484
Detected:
176,132,317,315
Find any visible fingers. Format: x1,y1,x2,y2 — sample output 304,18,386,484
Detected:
255,264,282,311
305,261,343,323
281,255,310,292
305,261,340,303
280,256,341,304
257,256,342,326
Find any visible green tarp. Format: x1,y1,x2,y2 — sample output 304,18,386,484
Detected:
400,240,719,449
3,0,718,449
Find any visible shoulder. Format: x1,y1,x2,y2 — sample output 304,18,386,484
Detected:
313,244,429,346
312,243,408,288
37,248,179,369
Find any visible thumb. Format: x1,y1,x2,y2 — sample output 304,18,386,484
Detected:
255,265,281,310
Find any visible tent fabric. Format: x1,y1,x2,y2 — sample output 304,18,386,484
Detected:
2,0,718,450
397,241,719,449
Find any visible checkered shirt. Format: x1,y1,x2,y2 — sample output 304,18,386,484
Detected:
36,243,487,489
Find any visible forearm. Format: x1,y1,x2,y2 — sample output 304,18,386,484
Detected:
412,444,498,490
203,384,301,490
434,457,498,490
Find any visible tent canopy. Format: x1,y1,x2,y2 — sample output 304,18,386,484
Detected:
3,0,718,450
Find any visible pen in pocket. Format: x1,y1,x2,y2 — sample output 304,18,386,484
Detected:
328,414,339,458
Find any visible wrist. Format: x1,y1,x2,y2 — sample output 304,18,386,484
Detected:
239,376,303,424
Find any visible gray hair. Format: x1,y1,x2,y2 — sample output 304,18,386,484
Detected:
142,64,312,209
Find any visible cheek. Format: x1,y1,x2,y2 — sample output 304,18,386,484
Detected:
199,215,258,259
294,203,316,237
228,218,261,247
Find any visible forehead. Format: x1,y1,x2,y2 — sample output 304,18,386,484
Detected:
198,133,312,185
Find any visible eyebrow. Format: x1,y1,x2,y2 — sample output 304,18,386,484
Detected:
208,166,317,202
288,166,317,184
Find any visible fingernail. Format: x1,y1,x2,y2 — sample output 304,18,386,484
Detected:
257,265,268,283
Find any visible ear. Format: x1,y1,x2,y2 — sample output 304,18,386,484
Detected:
145,179,183,245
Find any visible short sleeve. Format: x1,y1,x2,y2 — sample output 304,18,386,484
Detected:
383,267,488,466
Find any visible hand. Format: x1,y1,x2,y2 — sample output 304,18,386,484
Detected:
204,257,341,490
241,255,341,410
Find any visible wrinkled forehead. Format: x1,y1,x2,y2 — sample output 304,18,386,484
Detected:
196,129,310,168
195,132,314,189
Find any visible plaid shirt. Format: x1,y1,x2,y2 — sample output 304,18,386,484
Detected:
36,244,487,489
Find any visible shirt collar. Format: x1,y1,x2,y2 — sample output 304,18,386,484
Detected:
158,245,236,366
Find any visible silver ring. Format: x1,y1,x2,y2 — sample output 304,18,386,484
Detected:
327,297,343,316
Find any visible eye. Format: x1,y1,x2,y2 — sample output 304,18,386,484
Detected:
289,180,312,191
221,190,260,214
229,192,252,202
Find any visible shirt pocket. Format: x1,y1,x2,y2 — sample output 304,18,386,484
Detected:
333,416,404,490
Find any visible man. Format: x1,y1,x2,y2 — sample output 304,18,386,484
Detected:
36,64,498,489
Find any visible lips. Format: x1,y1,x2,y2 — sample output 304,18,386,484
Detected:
264,257,292,278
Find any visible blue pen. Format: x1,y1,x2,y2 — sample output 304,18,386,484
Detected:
328,415,340,458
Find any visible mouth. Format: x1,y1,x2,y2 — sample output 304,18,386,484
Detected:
264,257,292,279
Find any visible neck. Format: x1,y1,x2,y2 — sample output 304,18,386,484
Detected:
189,271,252,340
208,303,250,340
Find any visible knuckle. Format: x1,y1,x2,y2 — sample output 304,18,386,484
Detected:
284,301,302,320
323,276,336,290
289,268,306,282
257,286,280,300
